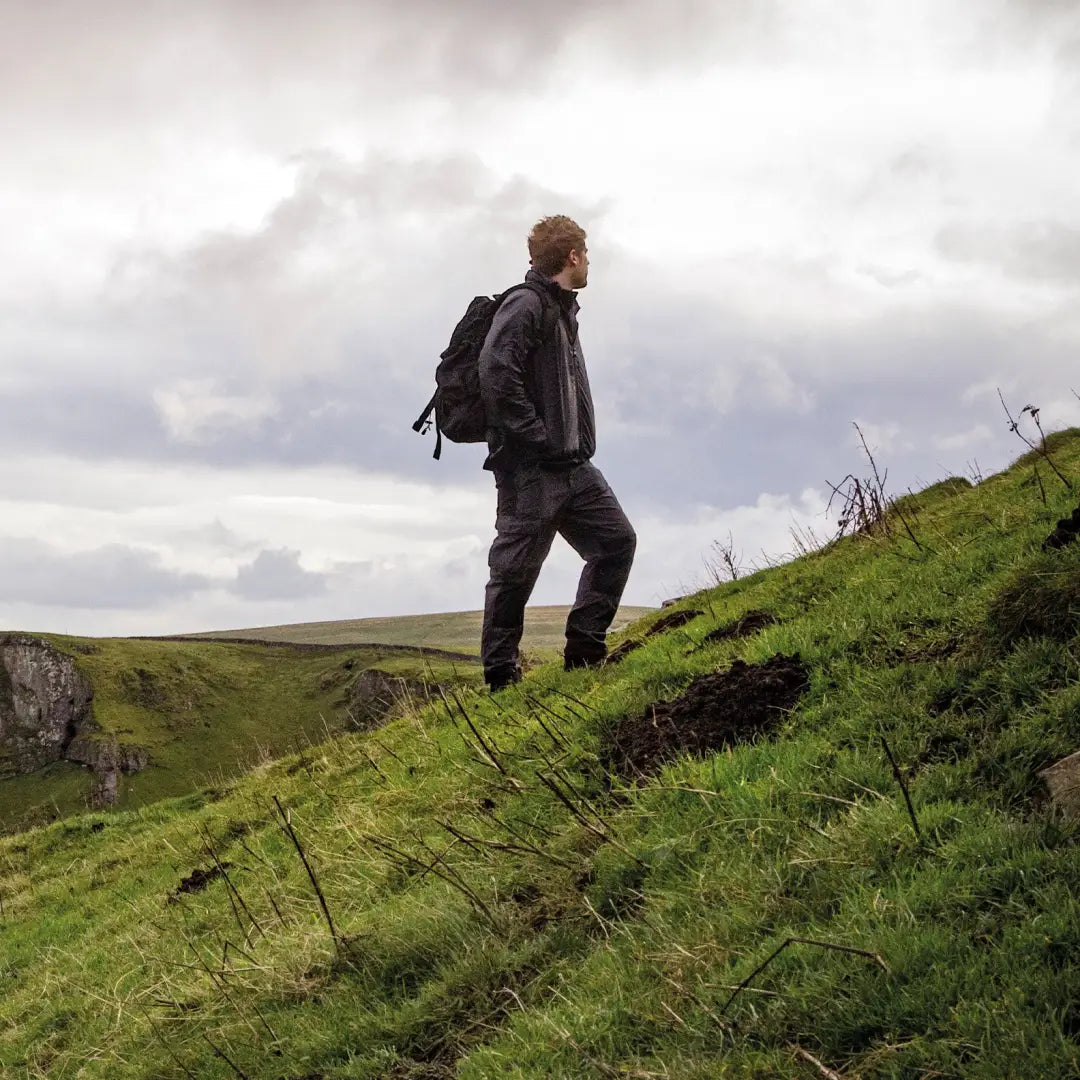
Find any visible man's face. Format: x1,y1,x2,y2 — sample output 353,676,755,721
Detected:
568,245,589,289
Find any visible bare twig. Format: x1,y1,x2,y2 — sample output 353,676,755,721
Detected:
719,937,888,1017
142,1009,197,1080
202,1033,249,1079
364,832,499,928
272,795,341,952
879,736,923,844
199,827,265,942
998,389,1072,492
789,1043,845,1080
439,818,571,868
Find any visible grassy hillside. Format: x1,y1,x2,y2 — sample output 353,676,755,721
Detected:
3,432,1080,1077
0,639,479,834
187,604,657,655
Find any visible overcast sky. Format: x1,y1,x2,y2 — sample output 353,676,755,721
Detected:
3,0,1079,637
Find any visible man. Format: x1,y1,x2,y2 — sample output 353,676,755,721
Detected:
478,215,636,692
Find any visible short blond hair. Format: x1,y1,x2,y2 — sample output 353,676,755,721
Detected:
528,215,587,277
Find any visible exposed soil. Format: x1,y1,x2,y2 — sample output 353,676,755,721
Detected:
645,609,704,637
1043,503,1080,551
702,609,777,645
169,863,232,900
602,654,810,780
604,640,643,665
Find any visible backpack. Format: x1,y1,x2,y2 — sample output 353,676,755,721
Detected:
413,282,558,460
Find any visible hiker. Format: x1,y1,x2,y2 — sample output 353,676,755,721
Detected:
477,215,636,692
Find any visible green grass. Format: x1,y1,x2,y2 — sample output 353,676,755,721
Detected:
0,638,480,832
186,603,656,656
2,432,1080,1077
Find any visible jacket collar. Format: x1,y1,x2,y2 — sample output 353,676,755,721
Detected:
525,267,579,314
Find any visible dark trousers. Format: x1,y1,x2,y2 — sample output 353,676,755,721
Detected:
481,461,636,685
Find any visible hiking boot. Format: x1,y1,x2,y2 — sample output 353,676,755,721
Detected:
563,652,605,672
486,666,522,694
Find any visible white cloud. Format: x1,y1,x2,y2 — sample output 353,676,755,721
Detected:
934,424,992,452
852,420,907,456
153,379,278,444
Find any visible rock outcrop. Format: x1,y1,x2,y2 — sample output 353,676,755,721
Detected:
0,635,147,806
346,668,441,729
0,634,93,773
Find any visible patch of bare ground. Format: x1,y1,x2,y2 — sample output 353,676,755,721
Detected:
168,863,232,902
602,654,810,780
645,609,704,637
604,639,643,665
701,609,778,645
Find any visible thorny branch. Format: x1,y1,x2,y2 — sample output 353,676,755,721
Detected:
998,389,1073,494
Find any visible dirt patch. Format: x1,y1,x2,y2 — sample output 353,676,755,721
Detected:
702,609,777,645
645,609,704,637
604,640,643,665
602,654,810,779
1044,503,1080,551
169,863,232,901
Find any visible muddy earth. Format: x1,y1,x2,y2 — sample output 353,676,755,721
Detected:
604,640,644,665
602,654,810,779
702,609,777,645
645,609,704,637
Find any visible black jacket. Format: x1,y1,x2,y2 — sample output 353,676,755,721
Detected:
478,268,597,472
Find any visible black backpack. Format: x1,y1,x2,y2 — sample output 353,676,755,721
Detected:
413,282,557,459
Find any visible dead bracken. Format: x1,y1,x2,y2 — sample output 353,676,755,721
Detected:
602,654,810,780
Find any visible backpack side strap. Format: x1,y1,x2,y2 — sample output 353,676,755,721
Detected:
413,390,442,459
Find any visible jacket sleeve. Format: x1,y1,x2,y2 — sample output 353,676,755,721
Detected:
478,290,548,450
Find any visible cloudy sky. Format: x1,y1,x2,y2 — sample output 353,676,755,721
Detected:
2,0,1079,637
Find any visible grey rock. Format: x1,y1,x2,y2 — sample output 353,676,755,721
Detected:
1038,749,1080,818
0,634,148,806
345,668,441,730
0,634,93,773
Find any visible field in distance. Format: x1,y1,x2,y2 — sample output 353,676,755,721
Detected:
186,603,657,656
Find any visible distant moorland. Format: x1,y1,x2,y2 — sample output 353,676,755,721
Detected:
185,603,657,655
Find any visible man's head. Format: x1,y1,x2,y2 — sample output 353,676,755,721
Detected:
528,215,589,290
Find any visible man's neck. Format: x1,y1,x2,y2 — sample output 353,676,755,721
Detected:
550,269,576,292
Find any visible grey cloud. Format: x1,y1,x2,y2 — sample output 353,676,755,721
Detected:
177,519,261,555
111,151,605,386
1,249,1076,517
2,151,1076,519
232,549,329,601
936,221,1080,284
0,540,212,609
0,0,775,140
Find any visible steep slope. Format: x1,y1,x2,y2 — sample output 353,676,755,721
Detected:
1,432,1080,1078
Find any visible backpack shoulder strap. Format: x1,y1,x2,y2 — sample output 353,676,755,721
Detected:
497,281,560,344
